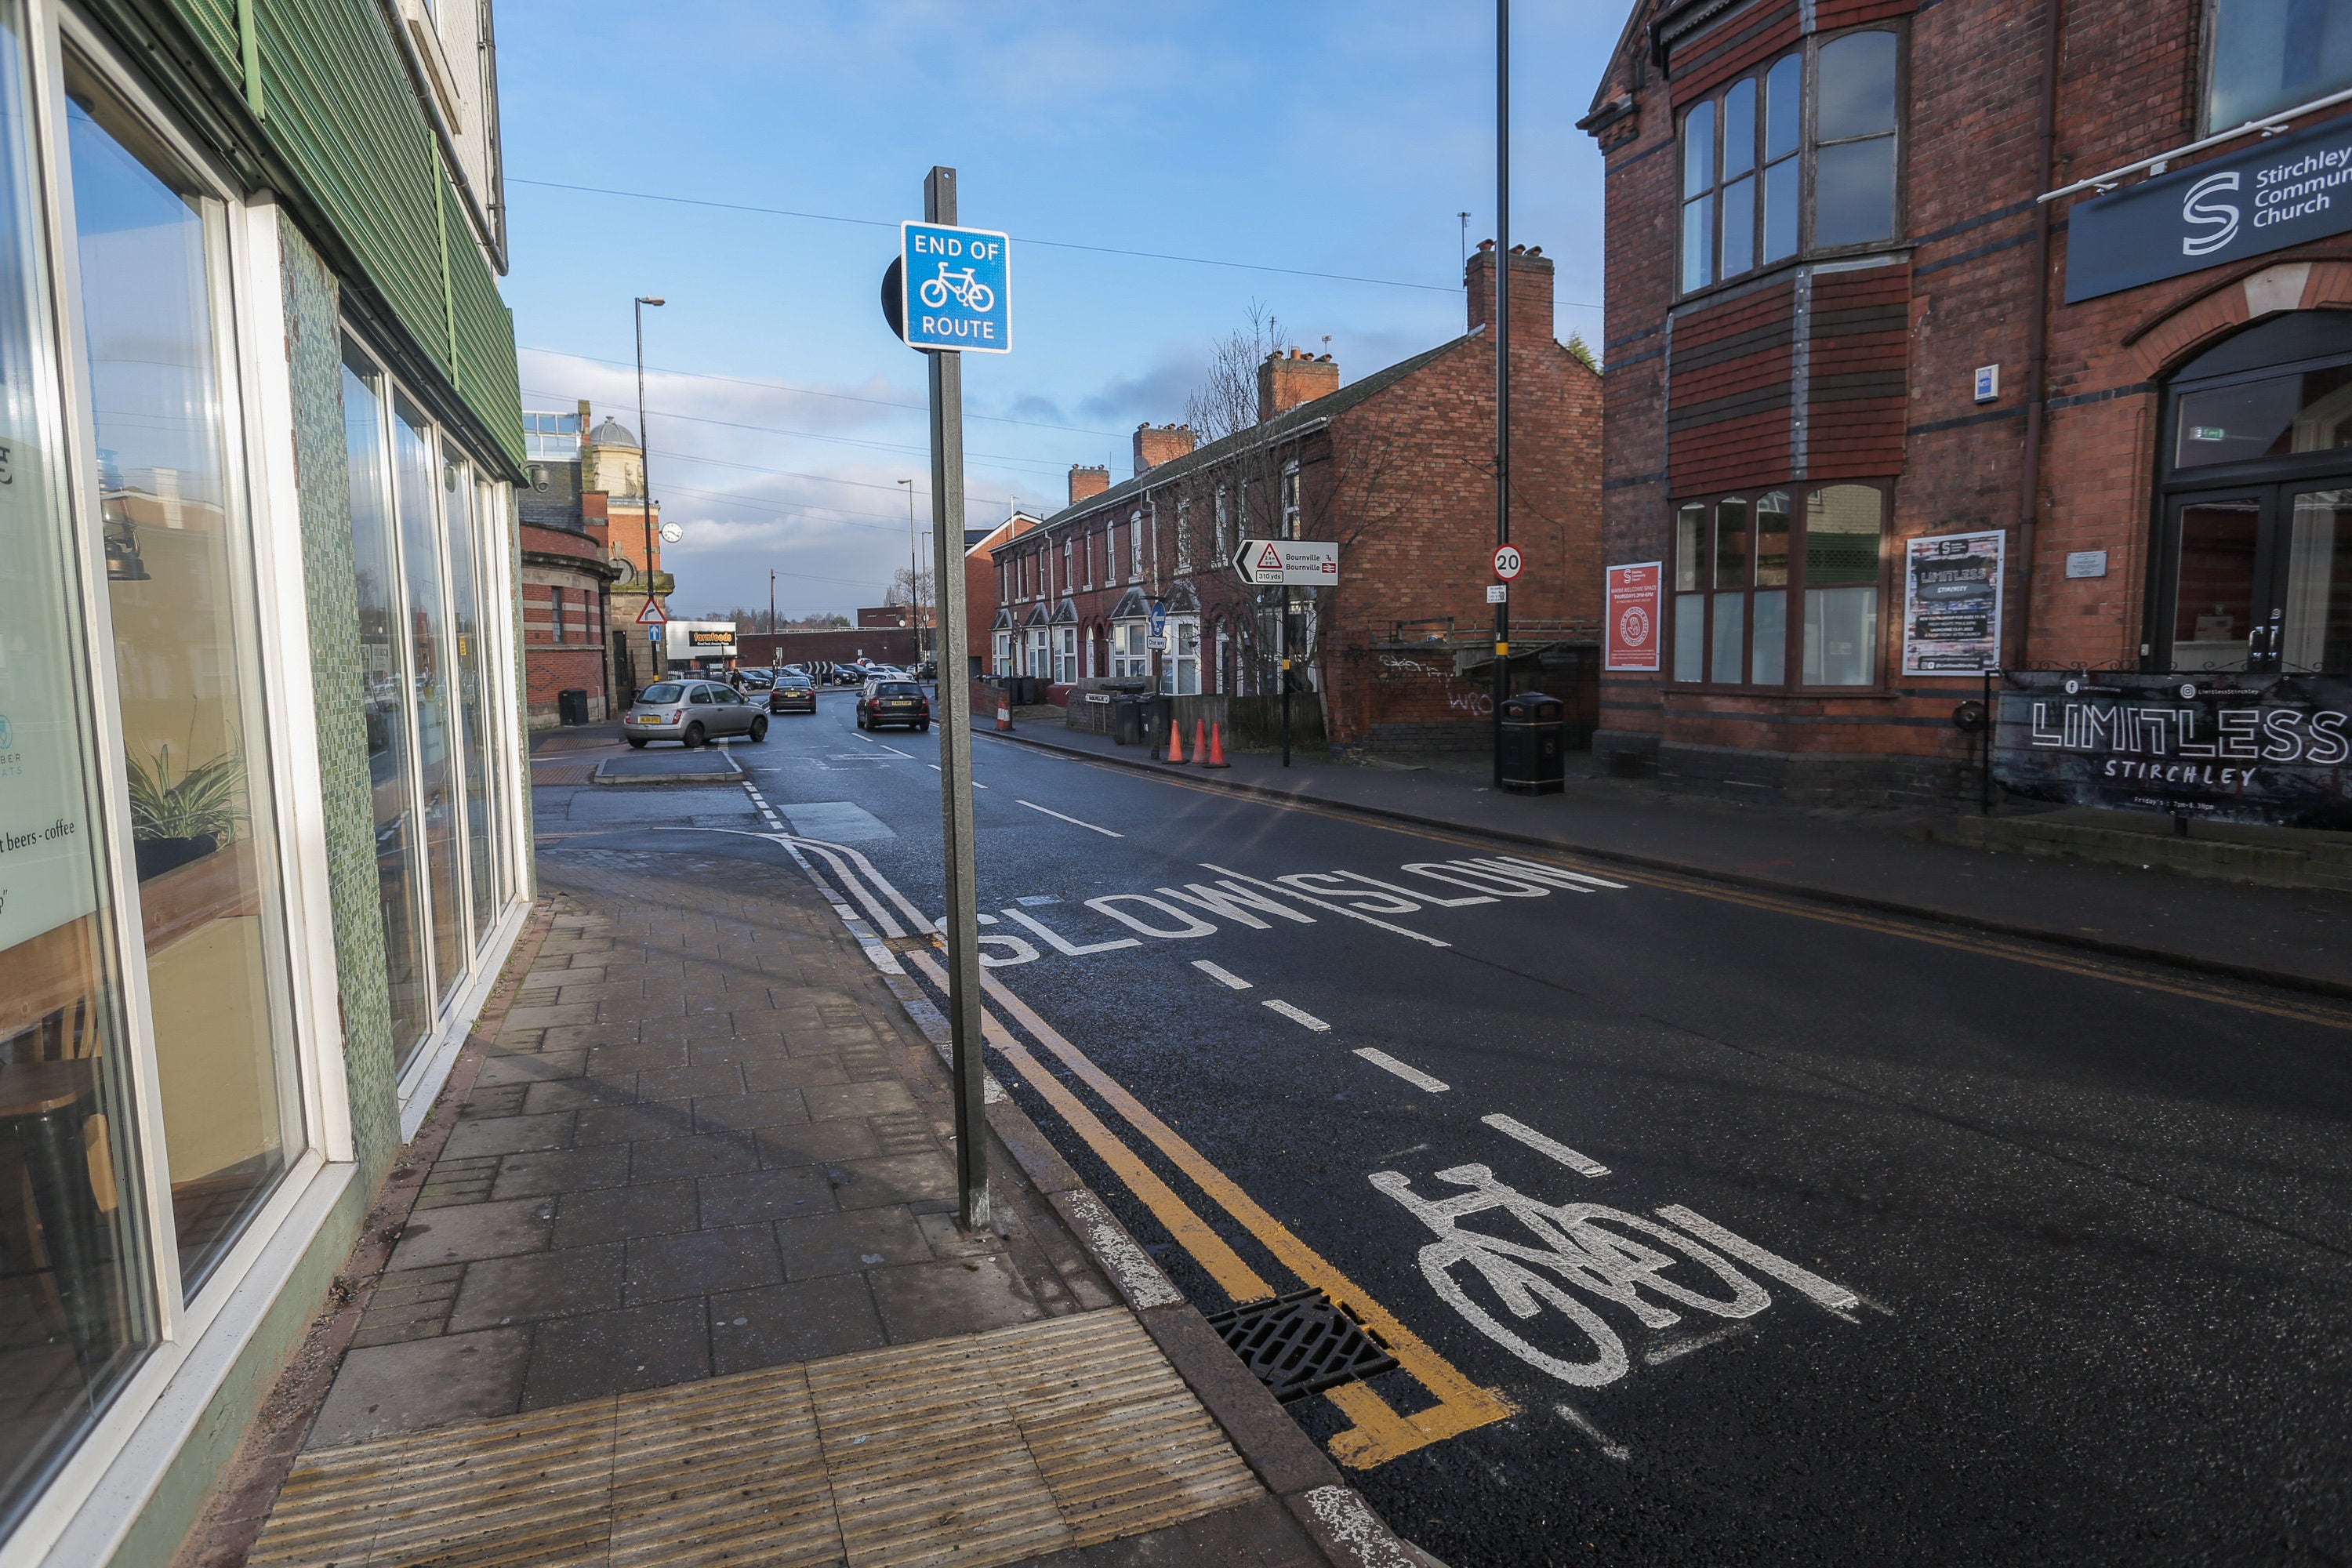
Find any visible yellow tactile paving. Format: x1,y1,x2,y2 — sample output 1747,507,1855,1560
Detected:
249,1308,1259,1568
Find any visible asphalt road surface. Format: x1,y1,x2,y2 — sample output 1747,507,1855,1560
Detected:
635,691,2351,1567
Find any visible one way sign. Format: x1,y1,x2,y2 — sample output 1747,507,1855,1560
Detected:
1232,537,1339,586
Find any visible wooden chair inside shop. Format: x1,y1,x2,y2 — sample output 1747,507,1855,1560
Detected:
1,920,121,1342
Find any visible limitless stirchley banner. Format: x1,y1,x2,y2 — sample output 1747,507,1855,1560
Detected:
1993,671,2352,829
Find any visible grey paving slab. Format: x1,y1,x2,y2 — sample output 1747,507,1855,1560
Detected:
446,1245,624,1332
706,1276,885,1374
776,1207,931,1281
386,1197,556,1269
802,1080,917,1121
474,1051,586,1087
490,1145,631,1200
869,1255,1044,1342
439,1112,576,1160
689,1088,809,1134
754,1119,883,1169
828,1152,956,1211
306,1329,530,1447
629,1130,761,1184
699,1164,835,1229
520,1299,711,1408
552,1179,699,1248
622,1225,782,1305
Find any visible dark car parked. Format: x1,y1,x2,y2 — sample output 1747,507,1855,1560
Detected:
855,678,930,731
768,674,818,714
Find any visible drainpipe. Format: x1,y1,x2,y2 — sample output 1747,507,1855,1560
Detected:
2014,0,2064,667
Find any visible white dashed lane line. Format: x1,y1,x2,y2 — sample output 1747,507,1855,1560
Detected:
1262,1000,1330,1032
1191,960,1252,990
1353,1048,1448,1093
925,763,988,787
1481,1112,1610,1177
1016,800,1122,837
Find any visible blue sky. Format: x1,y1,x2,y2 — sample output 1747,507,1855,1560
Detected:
498,1,1622,619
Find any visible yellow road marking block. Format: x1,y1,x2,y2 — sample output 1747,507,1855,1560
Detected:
975,969,1515,1468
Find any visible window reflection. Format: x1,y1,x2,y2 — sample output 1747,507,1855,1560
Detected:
2285,489,2352,673
2208,0,2352,132
68,52,299,1294
2175,366,2352,467
1802,485,1883,684
444,459,493,940
343,344,430,1064
0,6,153,1523
394,402,463,1000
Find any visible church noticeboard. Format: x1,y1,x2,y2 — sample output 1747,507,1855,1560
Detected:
1902,531,2003,675
1992,670,2352,829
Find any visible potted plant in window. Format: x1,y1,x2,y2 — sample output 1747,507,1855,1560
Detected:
127,743,245,881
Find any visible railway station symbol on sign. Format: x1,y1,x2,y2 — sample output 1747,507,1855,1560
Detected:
1233,537,1339,586
896,221,1011,354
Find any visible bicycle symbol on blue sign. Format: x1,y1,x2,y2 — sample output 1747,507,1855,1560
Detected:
899,222,1011,354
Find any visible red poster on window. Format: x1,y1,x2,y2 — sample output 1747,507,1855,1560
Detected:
1605,561,1663,672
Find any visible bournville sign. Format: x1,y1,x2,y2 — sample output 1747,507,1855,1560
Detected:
1992,670,2352,829
2064,113,2352,303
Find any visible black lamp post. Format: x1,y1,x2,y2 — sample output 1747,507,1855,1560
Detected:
635,293,665,677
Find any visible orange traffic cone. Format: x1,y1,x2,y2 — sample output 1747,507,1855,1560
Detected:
1201,721,1230,768
1166,715,1187,764
1191,719,1207,766
996,697,1011,731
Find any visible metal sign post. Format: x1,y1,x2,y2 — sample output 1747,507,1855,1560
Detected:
1230,539,1341,770
1491,0,1512,788
916,166,989,1233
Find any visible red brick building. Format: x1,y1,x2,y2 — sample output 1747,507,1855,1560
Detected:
988,245,1603,749
963,512,1041,676
519,405,622,727
1584,0,2352,803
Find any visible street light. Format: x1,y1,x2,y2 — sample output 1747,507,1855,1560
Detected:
898,477,921,658
635,294,665,677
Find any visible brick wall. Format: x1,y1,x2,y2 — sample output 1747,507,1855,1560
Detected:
1587,0,2352,801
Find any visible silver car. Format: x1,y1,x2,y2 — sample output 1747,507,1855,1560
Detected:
622,680,767,749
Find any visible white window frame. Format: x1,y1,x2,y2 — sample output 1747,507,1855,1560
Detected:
1128,509,1144,579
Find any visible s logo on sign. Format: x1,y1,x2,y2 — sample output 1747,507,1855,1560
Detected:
2182,170,2241,256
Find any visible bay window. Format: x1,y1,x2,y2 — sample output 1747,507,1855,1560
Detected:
1681,30,1900,294
1671,482,1884,687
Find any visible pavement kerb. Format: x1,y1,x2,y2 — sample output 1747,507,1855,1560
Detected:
169,895,561,1568
983,728,2352,1005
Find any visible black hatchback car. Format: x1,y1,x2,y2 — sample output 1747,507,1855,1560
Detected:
855,678,930,731
768,673,817,714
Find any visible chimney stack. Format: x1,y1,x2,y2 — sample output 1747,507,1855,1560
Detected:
1069,463,1110,507
1132,422,1196,474
1256,347,1340,423
1466,239,1556,346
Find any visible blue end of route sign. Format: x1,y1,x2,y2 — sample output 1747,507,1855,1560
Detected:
900,222,1011,354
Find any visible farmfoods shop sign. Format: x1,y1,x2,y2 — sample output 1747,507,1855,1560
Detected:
1992,671,2352,829
2065,114,2352,303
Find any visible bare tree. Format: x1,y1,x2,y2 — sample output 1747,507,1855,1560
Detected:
886,566,935,630
1184,301,1290,443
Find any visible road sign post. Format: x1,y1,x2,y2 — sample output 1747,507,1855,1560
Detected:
898,166,993,1234
1229,539,1340,768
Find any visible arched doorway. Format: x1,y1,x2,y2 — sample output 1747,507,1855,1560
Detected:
2154,310,2352,673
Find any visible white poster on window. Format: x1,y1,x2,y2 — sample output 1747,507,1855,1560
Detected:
0,451,102,953
1901,530,2005,675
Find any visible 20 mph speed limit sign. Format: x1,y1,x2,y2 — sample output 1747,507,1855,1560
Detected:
1493,544,1524,580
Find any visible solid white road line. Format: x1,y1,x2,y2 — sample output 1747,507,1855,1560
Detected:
1481,1113,1610,1177
1017,800,1122,837
880,743,916,759
1192,960,1252,989
1262,1000,1330,1032
785,834,937,934
1352,1048,1448,1093
1655,1205,1861,1312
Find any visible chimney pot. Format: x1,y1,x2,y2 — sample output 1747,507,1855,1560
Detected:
1069,463,1110,507
1478,238,1496,252
1131,423,1196,475
1465,236,1557,342
1256,344,1341,423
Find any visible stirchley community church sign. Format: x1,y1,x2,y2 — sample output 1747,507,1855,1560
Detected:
2065,114,2352,303
1992,671,2352,829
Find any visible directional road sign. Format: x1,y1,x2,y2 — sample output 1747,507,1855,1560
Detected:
636,597,666,626
1233,537,1339,586
1493,543,1524,581
898,222,1011,354
1149,599,1168,636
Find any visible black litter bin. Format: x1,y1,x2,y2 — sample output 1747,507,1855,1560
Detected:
1110,695,1145,746
557,688,588,727
1497,691,1566,795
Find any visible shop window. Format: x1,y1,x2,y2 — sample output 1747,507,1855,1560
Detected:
0,0,157,1509
445,461,494,938
1680,30,1900,293
393,398,466,1005
343,344,432,1065
1671,484,1882,687
71,50,302,1294
2207,0,2352,132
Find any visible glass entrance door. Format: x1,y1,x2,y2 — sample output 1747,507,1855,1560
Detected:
2160,485,2352,673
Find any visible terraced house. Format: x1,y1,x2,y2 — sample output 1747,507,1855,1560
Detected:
0,0,525,1561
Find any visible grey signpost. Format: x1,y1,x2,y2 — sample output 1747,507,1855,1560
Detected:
902,165,1001,1233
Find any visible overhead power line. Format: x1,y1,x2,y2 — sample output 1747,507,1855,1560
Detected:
520,384,1069,475
511,176,1561,299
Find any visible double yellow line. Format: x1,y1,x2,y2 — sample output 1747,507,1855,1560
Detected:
903,947,1515,1469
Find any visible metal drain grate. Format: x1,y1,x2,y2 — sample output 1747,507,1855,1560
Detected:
1203,1289,1399,1403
